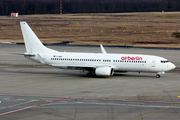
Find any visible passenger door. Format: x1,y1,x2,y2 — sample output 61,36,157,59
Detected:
152,58,156,67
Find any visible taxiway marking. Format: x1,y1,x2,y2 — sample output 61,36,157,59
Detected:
0,94,180,104
0,97,71,116
132,103,180,120
0,100,35,110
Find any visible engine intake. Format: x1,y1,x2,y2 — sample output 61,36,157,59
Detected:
95,66,114,77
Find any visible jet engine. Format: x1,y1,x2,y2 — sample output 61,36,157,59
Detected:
95,66,114,77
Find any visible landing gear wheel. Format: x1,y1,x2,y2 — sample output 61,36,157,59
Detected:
156,74,160,78
87,72,94,76
87,72,92,76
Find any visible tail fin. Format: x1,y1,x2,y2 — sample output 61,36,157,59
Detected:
20,21,56,53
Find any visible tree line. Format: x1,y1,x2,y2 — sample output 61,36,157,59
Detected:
0,0,180,15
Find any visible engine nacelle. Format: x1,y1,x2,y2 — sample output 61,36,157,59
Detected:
95,66,114,77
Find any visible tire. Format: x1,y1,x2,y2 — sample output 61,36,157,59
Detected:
156,74,160,78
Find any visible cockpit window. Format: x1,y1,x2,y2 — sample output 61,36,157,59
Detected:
161,60,169,63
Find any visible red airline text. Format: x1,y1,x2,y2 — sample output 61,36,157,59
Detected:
121,56,142,61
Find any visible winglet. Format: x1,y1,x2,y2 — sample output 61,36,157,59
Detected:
100,44,107,54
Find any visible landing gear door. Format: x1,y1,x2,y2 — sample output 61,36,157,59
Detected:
152,58,156,67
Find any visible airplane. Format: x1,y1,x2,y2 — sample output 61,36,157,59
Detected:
20,21,176,78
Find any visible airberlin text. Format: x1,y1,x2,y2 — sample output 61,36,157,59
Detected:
121,56,142,61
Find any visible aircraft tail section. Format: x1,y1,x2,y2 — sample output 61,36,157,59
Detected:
20,21,57,53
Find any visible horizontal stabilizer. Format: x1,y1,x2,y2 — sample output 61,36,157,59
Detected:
24,52,35,56
8,52,35,56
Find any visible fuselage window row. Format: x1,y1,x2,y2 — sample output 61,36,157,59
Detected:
113,60,146,63
51,58,102,62
51,58,146,63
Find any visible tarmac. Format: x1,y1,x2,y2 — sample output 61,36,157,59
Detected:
0,44,180,120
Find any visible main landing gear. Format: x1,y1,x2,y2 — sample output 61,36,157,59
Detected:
156,74,160,78
87,71,95,76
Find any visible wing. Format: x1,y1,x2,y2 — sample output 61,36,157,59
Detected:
50,64,109,71
51,64,97,71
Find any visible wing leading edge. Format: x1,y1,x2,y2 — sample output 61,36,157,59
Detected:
51,64,111,71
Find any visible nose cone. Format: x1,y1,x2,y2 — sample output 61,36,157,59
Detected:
169,63,176,70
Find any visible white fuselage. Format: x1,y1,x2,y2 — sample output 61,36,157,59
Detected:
26,51,175,73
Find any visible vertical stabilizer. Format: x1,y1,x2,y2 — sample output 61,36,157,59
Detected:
20,21,56,53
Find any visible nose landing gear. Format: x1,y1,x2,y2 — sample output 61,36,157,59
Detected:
156,72,165,78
